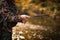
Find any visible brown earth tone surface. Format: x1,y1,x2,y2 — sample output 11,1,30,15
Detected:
12,22,52,40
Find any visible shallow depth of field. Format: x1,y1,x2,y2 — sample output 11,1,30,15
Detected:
2,0,59,40
12,17,59,40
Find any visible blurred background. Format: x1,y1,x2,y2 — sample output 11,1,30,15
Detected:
0,0,60,40
12,0,60,40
